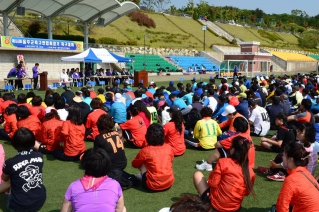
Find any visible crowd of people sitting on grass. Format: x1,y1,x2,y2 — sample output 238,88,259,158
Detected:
1,72,319,211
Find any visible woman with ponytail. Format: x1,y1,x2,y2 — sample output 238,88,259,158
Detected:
193,136,255,212
275,142,319,212
163,105,185,156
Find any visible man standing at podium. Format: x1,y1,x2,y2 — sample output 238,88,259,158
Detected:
32,63,40,90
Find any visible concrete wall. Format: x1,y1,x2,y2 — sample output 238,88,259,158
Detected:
213,45,240,53
287,61,317,72
271,55,287,70
0,48,81,80
200,51,222,66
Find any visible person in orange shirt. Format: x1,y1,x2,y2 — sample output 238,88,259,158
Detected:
134,100,151,128
132,124,174,192
86,98,107,141
34,109,63,154
163,106,185,156
120,105,147,148
29,96,45,121
16,105,42,141
275,142,319,212
193,136,255,212
17,93,31,110
0,93,17,114
53,105,86,161
0,104,18,140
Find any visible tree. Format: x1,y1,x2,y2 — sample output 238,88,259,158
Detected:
27,21,41,37
255,8,264,18
140,0,154,11
153,0,171,12
298,31,319,49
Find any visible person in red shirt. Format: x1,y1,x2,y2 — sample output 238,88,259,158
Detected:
163,106,185,156
16,105,42,141
86,98,107,141
34,109,63,154
276,143,319,212
134,100,151,128
196,117,255,171
29,96,45,121
0,93,17,114
132,124,174,192
0,104,18,140
120,105,147,148
17,93,31,110
194,136,255,212
53,105,86,161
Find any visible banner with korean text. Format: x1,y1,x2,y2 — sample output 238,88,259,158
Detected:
0,36,83,51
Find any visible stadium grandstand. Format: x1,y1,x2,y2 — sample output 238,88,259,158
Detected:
169,56,219,72
270,51,318,62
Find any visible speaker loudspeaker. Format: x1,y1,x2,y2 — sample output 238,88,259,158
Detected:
17,7,25,16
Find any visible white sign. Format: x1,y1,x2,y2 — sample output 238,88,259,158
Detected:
202,25,207,31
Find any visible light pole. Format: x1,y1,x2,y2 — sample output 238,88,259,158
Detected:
202,25,207,51
143,34,150,70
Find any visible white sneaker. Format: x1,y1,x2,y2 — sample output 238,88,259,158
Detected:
196,160,213,171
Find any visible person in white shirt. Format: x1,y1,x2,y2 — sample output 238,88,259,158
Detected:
284,79,292,94
55,97,68,121
206,88,217,112
60,69,69,86
248,99,270,136
158,101,171,126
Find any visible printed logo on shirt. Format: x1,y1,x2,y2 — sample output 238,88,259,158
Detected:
13,157,43,171
19,164,43,192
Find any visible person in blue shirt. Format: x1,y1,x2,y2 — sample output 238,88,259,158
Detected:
311,96,319,114
147,84,156,94
243,76,251,89
110,93,127,124
302,88,311,100
169,94,187,110
212,95,229,123
235,92,249,119
194,83,203,96
191,78,197,91
182,87,193,106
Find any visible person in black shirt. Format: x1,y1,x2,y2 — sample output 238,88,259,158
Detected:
2,128,46,211
166,81,176,92
61,86,75,107
260,113,295,153
95,114,127,186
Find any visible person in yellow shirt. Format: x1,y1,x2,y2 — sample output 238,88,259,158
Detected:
185,107,222,149
96,88,106,103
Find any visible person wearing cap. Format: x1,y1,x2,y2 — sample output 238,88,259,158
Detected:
203,88,218,112
61,86,75,106
110,93,127,126
248,100,270,136
235,93,249,119
166,81,176,92
284,79,292,94
32,63,40,90
181,94,203,116
219,105,249,136
97,88,106,103
163,105,186,156
212,95,229,123
72,91,90,124
184,107,221,150
169,94,187,110
111,81,121,94
86,98,107,141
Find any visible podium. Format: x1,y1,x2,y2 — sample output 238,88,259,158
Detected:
39,72,48,91
134,70,148,87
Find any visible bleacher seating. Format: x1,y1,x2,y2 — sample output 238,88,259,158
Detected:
125,54,178,72
309,54,319,61
270,51,317,62
169,56,219,72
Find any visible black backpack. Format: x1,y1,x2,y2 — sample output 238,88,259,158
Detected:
184,108,202,130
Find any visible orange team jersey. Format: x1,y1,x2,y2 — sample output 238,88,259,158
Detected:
61,120,86,157
41,118,64,152
4,114,17,138
208,158,255,212
90,91,97,99
86,109,107,140
0,100,17,114
17,115,42,141
29,105,46,121
132,143,174,191
126,91,135,99
294,111,312,124
17,103,31,110
120,115,147,148
219,132,255,168
145,91,154,100
163,121,186,156
276,166,319,212
219,113,250,133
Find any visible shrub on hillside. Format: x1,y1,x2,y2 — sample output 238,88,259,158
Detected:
128,11,156,28
298,31,319,49
27,21,41,37
99,37,118,45
35,33,96,43
258,30,283,42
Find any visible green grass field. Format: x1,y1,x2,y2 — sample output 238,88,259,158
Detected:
0,80,317,212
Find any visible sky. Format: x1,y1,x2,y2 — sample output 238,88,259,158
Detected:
168,0,319,16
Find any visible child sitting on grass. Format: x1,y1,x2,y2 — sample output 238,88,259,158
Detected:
1,128,46,211
132,124,174,192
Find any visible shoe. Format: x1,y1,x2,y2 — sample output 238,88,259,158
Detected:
196,160,213,171
257,166,272,175
136,173,142,181
267,173,285,181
